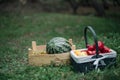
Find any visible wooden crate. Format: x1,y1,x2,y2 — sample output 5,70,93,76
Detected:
28,39,76,66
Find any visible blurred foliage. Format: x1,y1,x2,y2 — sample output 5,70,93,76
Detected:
0,11,120,80
0,0,120,79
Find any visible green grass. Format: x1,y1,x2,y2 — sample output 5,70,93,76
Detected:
0,12,120,80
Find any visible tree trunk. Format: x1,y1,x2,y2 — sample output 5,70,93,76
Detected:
66,0,79,14
19,0,27,5
113,0,120,6
29,0,38,3
73,6,78,14
92,0,105,16
102,0,109,9
80,0,90,6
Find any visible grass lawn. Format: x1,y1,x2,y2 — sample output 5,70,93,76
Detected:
0,12,120,80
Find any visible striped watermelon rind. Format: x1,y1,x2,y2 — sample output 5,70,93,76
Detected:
46,37,71,54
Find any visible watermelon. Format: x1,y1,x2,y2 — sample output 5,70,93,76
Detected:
46,37,72,54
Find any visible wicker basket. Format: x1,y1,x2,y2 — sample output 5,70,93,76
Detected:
70,26,117,73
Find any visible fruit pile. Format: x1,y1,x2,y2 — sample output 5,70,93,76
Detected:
74,41,111,56
86,41,111,55
74,50,88,57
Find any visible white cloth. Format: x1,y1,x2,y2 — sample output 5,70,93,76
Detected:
93,56,108,69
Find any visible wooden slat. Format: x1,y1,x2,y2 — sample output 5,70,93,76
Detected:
69,39,73,45
28,53,70,66
36,45,46,50
72,45,76,50
32,41,37,51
